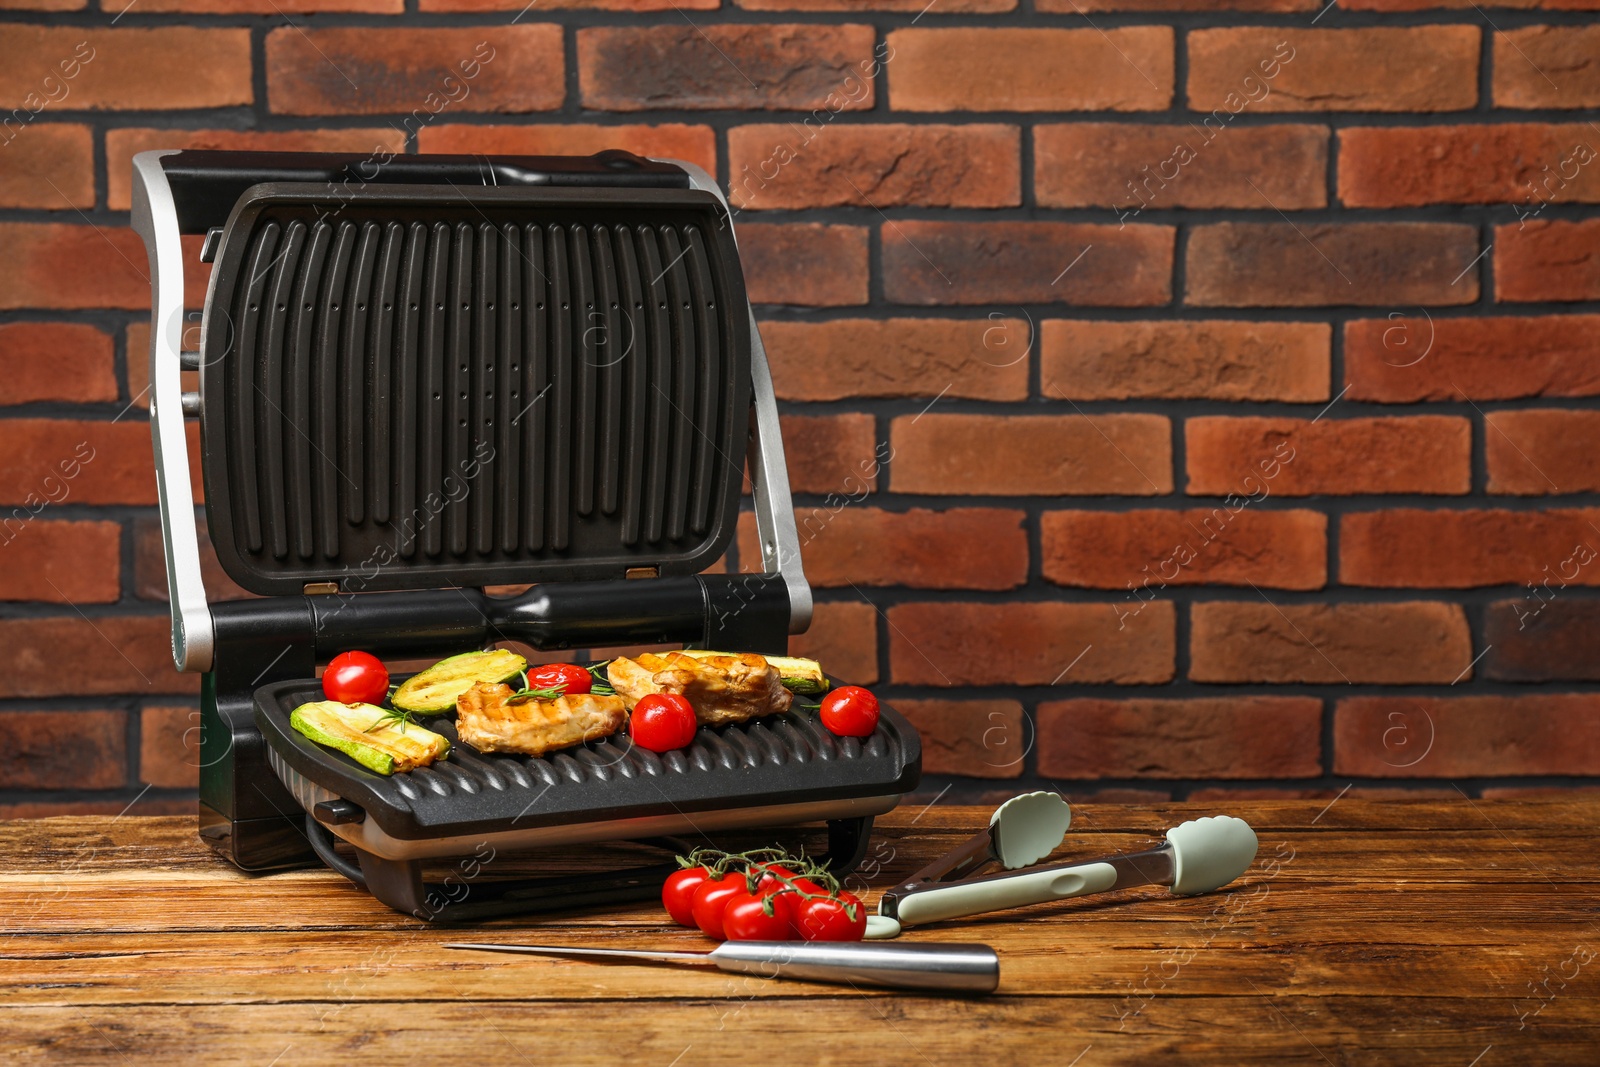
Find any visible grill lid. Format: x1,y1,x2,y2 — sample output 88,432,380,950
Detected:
201,183,751,595
255,678,922,840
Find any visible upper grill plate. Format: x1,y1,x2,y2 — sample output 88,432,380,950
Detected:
201,184,751,594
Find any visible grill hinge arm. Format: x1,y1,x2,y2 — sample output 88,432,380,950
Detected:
661,157,812,635
132,149,215,673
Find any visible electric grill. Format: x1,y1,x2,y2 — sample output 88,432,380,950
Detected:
131,149,921,921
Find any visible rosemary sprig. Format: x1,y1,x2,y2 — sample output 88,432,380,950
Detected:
507,670,568,704
363,706,417,735
587,660,616,696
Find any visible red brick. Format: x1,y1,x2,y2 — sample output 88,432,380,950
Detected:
106,128,409,211
133,515,254,603
1188,27,1478,113
140,706,199,789
0,710,126,789
743,507,1028,590
790,600,877,684
0,29,251,111
1484,600,1600,682
1334,695,1600,777
0,225,209,311
1190,600,1472,684
1037,123,1327,210
142,0,395,10
1185,222,1480,307
739,224,868,307
1042,320,1329,402
1496,220,1600,302
1345,0,1600,8
1042,508,1327,590
1345,314,1600,402
579,25,876,112
0,616,196,697
0,419,201,507
739,0,1011,8
729,124,1019,210
0,322,115,404
893,413,1172,496
1339,124,1600,208
1051,0,1315,6
768,413,880,496
762,318,1029,401
0,125,92,209
888,600,1175,686
1185,416,1470,496
428,0,712,8
1342,509,1600,588
884,221,1173,306
1487,410,1600,495
267,27,562,116
418,124,716,175
0,520,120,603
894,700,1025,779
887,28,1173,112
1494,26,1600,109
1037,697,1323,779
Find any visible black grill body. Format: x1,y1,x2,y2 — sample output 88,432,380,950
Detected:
131,149,919,921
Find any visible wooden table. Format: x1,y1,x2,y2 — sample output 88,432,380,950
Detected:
2,799,1597,1064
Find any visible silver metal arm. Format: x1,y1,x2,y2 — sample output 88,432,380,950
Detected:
131,150,215,672
662,159,812,633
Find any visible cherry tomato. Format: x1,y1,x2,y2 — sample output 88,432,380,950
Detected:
662,866,711,927
819,686,880,739
690,871,748,941
795,891,867,942
752,863,796,896
528,662,592,696
630,693,698,753
721,890,793,942
322,651,389,705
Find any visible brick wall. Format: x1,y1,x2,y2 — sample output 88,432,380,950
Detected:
0,0,1597,817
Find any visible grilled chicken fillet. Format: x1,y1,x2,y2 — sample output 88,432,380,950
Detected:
607,651,792,726
455,682,627,758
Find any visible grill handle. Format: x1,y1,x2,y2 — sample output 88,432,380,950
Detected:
254,573,793,661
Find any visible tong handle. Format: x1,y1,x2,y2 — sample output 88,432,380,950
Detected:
894,862,1119,926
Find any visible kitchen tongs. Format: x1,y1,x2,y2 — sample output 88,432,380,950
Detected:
879,811,1259,929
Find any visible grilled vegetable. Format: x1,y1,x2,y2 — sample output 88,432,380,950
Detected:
290,700,450,776
391,649,528,714
678,650,828,695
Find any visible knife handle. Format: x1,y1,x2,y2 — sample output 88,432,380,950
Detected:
892,861,1119,926
710,941,999,993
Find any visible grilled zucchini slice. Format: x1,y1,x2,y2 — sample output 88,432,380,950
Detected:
391,649,528,714
678,650,829,695
290,700,450,776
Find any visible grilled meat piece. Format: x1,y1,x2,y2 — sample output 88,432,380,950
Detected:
607,651,792,726
455,682,627,758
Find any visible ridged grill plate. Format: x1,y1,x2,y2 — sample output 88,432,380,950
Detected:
200,184,751,594
255,678,922,840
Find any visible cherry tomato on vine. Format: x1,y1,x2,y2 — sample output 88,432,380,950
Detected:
795,891,867,942
528,662,592,696
322,651,390,705
690,871,747,941
819,686,880,739
721,890,793,942
630,693,698,753
752,862,797,896
662,866,712,927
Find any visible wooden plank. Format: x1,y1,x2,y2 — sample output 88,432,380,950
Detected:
1,995,1594,1066
0,921,1588,1005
